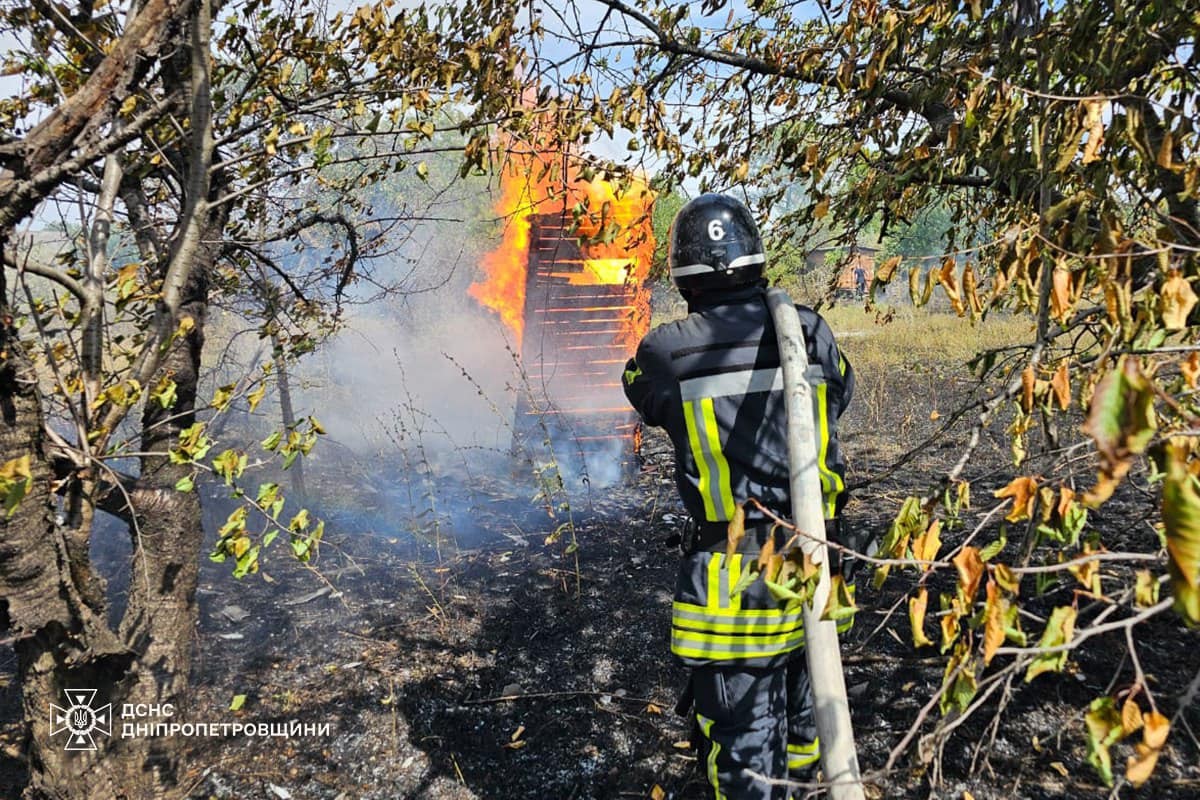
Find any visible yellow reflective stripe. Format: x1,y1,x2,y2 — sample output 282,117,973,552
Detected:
683,400,718,520
706,553,723,610
789,739,820,756
814,382,842,519
697,714,726,800
699,398,737,520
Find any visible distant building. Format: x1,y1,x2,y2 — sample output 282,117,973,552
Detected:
805,243,878,297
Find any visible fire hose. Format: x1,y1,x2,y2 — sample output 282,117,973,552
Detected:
766,287,866,800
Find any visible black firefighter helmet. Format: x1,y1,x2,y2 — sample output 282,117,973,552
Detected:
668,194,765,293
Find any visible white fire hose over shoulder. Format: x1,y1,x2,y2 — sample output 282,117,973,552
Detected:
766,287,865,800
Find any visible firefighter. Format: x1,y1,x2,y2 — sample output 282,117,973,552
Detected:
622,194,856,799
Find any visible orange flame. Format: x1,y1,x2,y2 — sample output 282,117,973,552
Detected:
468,143,655,350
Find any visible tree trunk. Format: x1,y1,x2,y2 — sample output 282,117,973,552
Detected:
1,240,135,799
114,192,228,792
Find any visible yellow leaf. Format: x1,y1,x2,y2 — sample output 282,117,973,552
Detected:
1160,269,1197,330
875,255,901,284
994,476,1039,522
651,786,666,800
645,703,662,715
912,519,942,564
982,580,1005,665
908,588,934,648
1134,570,1160,607
1126,743,1160,787
247,383,266,413
929,409,941,421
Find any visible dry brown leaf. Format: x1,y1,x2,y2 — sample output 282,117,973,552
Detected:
994,476,1039,522
953,546,985,602
1021,365,1036,413
1182,352,1200,390
1121,698,1143,735
1143,710,1170,749
1050,268,1073,322
756,534,776,571
1050,761,1069,777
1080,98,1108,164
1057,486,1076,518
963,262,984,315
1050,362,1071,410
726,504,746,561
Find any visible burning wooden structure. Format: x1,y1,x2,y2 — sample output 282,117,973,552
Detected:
512,212,645,484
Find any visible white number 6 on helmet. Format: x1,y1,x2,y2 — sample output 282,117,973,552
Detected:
707,219,725,241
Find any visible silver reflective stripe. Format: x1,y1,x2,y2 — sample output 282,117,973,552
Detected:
680,367,783,401
670,630,805,657
670,263,716,277
669,252,765,278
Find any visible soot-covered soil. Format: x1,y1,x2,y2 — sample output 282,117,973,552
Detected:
173,410,1200,800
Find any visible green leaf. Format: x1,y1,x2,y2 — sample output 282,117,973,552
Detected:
1084,696,1131,786
1024,605,1077,681
174,476,195,493
230,694,246,711
979,528,1007,562
1162,440,1200,624
820,574,858,622
261,431,282,451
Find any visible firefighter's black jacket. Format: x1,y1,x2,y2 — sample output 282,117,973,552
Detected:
623,285,854,525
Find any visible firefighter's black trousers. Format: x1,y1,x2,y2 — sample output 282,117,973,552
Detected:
691,654,819,800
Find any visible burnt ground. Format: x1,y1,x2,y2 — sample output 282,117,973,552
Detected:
4,369,1200,800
